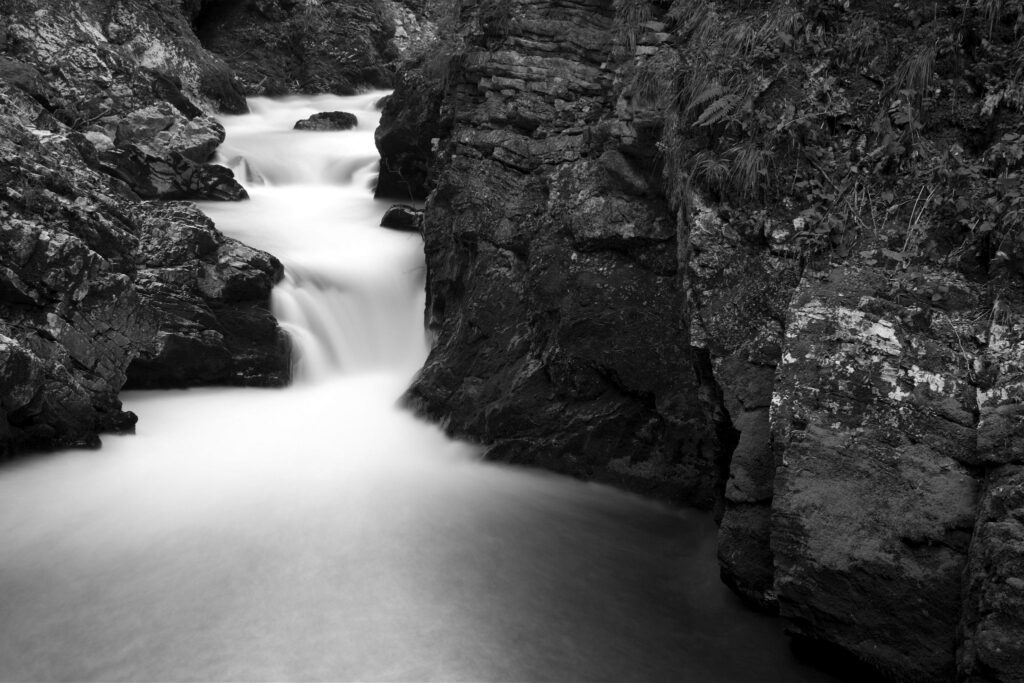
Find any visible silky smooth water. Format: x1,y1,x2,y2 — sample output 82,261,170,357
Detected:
0,94,837,682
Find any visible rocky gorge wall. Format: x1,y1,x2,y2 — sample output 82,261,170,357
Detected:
386,0,1024,680
401,0,724,506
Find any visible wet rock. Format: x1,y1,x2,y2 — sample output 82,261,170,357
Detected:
379,204,422,231
294,111,358,131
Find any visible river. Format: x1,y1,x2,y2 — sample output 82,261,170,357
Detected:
0,93,837,682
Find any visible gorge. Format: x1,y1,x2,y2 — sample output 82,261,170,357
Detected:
1,1,1023,682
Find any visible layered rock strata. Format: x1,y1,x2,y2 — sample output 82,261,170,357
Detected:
404,0,719,506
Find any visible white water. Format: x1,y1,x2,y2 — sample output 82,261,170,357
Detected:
0,94,837,682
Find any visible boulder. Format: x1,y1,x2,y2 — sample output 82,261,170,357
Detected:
770,265,984,681
294,111,358,131
379,204,422,231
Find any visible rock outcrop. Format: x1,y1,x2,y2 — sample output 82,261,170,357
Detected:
374,56,445,199
404,0,719,507
380,204,423,231
0,0,288,455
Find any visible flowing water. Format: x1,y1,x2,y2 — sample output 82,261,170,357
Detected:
0,94,838,682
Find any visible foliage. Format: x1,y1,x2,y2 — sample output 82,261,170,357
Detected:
648,0,1024,272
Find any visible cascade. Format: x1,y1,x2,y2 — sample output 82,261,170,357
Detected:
0,94,837,682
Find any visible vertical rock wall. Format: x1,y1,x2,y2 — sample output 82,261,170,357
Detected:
406,0,720,506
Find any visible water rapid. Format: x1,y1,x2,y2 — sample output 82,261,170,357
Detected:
0,94,837,682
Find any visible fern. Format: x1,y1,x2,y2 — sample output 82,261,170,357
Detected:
684,81,726,116
695,93,740,127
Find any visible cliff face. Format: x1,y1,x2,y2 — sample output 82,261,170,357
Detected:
395,0,1024,680
404,0,722,506
0,0,290,454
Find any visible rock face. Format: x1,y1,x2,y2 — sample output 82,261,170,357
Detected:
374,57,445,200
404,0,719,506
391,0,1024,680
0,0,289,455
294,111,359,131
191,0,398,96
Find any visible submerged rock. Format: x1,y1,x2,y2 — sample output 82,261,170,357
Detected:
294,111,358,131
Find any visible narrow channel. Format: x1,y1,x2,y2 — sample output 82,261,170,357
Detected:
0,94,836,683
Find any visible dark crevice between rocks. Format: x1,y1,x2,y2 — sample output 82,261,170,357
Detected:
190,0,246,46
691,346,739,523
789,636,892,683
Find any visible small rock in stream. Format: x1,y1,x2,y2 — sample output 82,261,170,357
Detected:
294,111,358,131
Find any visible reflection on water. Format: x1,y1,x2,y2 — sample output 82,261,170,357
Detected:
0,94,837,682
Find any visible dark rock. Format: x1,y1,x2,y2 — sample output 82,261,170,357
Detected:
959,465,1024,683
126,202,289,388
374,60,444,200
402,0,718,507
193,0,398,97
294,111,358,131
770,265,983,681
379,204,422,231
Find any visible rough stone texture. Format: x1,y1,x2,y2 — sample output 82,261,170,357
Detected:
380,204,423,231
192,0,398,96
126,202,290,388
294,111,359,131
374,59,445,200
404,0,718,506
682,196,796,610
770,265,984,682
959,465,1024,683
959,282,1024,683
0,2,288,456
1,0,246,115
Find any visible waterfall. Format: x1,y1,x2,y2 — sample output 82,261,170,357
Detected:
0,94,838,683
